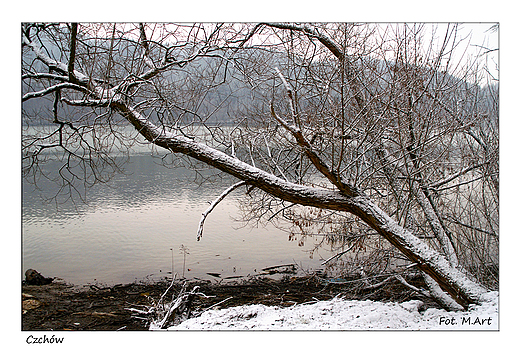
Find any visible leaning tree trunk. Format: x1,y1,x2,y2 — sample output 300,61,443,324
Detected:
117,102,488,308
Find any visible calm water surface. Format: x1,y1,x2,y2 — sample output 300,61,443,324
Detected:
22,152,334,285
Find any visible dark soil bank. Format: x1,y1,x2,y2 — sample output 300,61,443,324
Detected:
22,275,439,331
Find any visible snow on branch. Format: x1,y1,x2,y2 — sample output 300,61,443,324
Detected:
197,181,247,241
22,73,69,82
394,275,431,298
22,83,90,102
23,36,90,86
61,98,111,107
423,274,464,311
275,67,300,128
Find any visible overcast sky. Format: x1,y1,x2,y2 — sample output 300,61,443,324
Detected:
453,23,498,82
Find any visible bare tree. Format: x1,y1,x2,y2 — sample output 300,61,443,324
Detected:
22,22,498,310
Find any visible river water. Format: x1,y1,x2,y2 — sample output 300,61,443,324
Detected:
22,146,335,286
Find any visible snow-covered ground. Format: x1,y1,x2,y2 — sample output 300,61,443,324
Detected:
166,291,498,330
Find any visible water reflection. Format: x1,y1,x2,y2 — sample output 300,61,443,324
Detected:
22,154,333,285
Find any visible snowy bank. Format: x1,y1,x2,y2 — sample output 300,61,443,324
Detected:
166,291,498,330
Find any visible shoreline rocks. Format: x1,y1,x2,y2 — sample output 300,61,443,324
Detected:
25,269,54,285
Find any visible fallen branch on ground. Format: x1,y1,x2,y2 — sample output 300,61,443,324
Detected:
128,281,211,329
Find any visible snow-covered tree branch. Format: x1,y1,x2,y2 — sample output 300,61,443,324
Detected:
22,22,498,310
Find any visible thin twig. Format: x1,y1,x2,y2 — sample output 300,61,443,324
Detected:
321,242,357,266
428,162,489,189
197,181,247,240
194,296,234,317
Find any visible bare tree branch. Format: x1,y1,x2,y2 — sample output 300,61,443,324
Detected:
22,82,90,102
197,181,247,241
